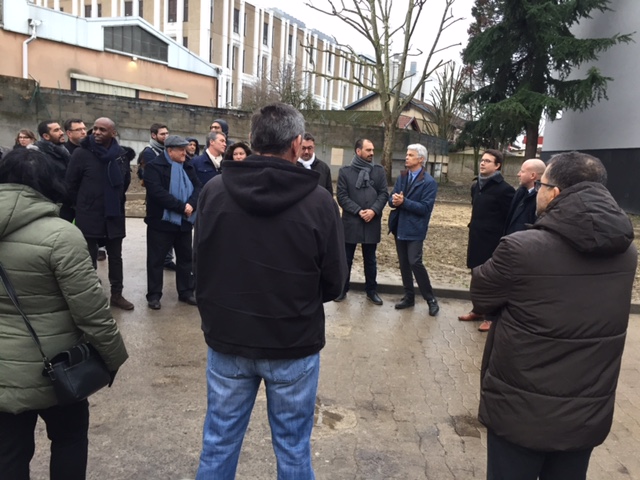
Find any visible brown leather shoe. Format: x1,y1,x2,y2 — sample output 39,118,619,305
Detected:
478,320,492,332
111,293,134,310
458,311,483,321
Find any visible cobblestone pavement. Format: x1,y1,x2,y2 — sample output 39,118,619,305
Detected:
28,218,640,480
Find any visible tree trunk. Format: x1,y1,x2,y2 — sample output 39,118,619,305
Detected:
525,122,539,159
473,145,480,176
381,123,395,185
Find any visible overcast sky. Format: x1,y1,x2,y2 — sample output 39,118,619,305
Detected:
251,0,476,68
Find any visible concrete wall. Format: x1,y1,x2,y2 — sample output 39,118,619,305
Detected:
0,75,447,181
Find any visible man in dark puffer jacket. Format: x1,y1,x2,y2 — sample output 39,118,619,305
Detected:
471,151,637,480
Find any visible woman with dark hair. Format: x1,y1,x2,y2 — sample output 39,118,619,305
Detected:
13,129,37,149
223,141,252,162
0,148,128,479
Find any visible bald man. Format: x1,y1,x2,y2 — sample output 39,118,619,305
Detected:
504,158,546,235
66,117,134,310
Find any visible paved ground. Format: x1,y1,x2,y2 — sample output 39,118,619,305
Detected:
30,218,640,480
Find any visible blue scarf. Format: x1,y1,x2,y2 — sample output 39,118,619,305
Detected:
88,136,123,218
162,151,195,225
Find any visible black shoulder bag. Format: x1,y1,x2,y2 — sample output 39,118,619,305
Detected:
0,263,112,406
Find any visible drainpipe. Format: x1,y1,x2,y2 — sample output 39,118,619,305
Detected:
23,19,42,79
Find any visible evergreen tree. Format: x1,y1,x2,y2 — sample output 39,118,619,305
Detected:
463,0,633,158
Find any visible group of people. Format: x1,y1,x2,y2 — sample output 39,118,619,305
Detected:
0,102,636,480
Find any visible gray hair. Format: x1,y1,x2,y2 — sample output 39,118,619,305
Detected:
206,131,226,146
407,143,428,162
250,103,305,155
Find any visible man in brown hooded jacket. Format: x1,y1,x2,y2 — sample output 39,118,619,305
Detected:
471,151,637,480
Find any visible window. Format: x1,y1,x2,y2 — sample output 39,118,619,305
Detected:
183,36,188,48
343,58,348,77
232,46,238,71
124,1,133,16
183,0,189,22
327,52,332,72
139,0,143,17
85,4,103,17
104,25,169,62
242,49,246,73
226,44,230,68
168,0,177,22
210,0,213,23
244,13,247,37
233,8,239,34
263,22,268,45
288,34,293,55
209,38,213,62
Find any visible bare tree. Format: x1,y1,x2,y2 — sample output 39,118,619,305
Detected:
241,62,320,112
306,0,461,182
424,62,468,143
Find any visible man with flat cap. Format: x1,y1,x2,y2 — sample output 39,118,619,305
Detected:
143,135,202,310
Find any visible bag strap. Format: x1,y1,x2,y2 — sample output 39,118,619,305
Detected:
0,263,52,368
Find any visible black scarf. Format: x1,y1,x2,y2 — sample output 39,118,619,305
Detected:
350,155,374,189
89,135,124,218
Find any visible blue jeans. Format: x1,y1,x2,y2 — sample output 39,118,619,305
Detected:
196,349,320,480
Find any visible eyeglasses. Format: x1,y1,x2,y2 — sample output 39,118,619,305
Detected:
68,127,87,132
300,146,314,151
18,135,32,139
534,180,557,190
479,158,494,164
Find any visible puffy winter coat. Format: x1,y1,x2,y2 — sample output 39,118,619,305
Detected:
0,185,128,414
471,181,637,451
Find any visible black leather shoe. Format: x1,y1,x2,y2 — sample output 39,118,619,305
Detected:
179,295,197,306
147,299,161,310
334,292,347,302
394,296,415,310
427,298,440,317
366,291,383,305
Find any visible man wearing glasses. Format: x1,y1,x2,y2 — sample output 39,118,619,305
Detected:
458,149,514,331
297,132,333,195
470,152,636,480
63,118,87,155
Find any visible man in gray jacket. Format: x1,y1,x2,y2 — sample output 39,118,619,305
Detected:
471,152,637,480
336,138,389,305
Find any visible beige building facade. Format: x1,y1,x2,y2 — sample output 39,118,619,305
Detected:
37,0,375,109
2,2,219,107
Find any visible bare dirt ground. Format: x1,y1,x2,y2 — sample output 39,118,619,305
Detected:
126,179,640,303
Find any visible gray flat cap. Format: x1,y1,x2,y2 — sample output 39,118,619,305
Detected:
164,135,189,148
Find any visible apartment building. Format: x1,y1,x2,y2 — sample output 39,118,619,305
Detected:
40,0,375,109
1,1,219,107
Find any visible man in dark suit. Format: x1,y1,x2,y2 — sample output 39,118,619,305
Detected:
504,158,546,236
458,149,514,331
